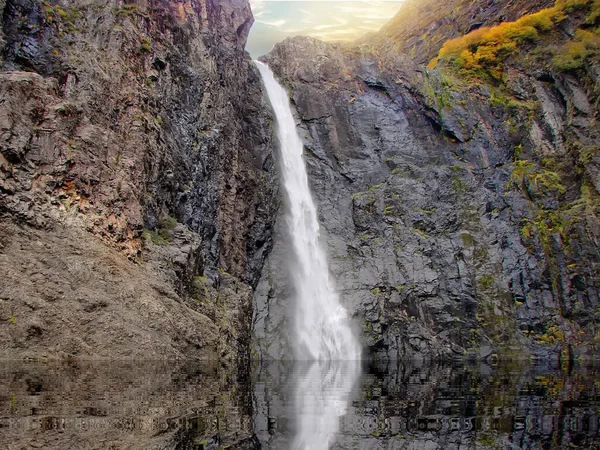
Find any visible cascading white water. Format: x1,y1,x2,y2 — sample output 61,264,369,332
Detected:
255,61,361,362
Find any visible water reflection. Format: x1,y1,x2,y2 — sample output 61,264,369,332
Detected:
1,360,600,449
254,360,600,450
291,361,360,450
0,361,257,450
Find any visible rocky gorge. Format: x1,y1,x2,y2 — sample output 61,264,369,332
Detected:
257,0,600,362
1,0,600,447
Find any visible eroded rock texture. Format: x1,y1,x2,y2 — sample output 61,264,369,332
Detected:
0,0,278,365
258,17,599,361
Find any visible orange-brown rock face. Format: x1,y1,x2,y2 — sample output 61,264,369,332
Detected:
0,0,278,363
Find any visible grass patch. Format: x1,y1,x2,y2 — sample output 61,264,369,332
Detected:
508,159,566,198
114,4,149,19
43,2,82,34
383,205,395,215
411,227,430,239
535,323,566,345
479,274,496,291
552,29,600,70
142,215,178,245
139,37,152,53
460,233,475,247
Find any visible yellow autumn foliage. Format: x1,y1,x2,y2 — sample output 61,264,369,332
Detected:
429,0,598,78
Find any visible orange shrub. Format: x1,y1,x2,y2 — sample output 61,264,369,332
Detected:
430,0,597,79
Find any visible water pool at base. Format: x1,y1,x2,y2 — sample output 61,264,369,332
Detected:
1,360,599,450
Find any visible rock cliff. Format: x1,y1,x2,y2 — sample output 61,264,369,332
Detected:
258,0,600,361
0,0,278,364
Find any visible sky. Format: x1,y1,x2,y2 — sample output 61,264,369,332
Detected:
247,1,405,58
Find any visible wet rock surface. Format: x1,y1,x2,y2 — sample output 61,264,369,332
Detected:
259,29,600,361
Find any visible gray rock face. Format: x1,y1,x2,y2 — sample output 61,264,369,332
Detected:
259,34,600,361
253,214,295,360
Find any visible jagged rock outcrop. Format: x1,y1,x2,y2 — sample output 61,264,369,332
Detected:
258,0,600,361
0,0,278,368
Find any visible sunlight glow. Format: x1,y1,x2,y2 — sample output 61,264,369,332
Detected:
247,1,404,58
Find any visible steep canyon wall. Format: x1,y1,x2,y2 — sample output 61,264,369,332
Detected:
258,0,600,361
0,0,278,363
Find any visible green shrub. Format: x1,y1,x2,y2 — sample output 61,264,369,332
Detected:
42,2,82,33
140,37,152,52
552,29,600,70
563,0,591,11
508,160,566,196
586,0,600,23
115,4,148,18
552,41,588,69
479,274,496,290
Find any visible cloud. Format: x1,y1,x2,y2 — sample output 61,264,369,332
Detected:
357,24,381,31
313,19,348,30
250,0,266,12
246,0,404,57
279,27,309,34
257,19,287,27
335,5,398,20
311,29,358,41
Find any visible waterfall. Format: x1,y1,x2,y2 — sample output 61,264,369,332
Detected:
256,61,361,450
255,61,361,362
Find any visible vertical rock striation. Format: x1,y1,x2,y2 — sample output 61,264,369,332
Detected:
261,0,600,361
0,0,278,365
